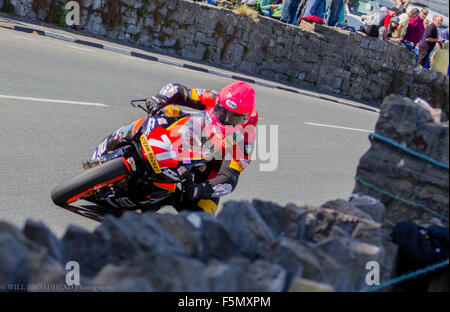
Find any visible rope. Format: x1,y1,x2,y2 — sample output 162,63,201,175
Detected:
357,133,449,291
369,132,449,170
355,177,449,222
361,259,449,292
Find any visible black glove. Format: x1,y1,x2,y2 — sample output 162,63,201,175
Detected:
145,96,166,115
184,181,201,201
184,181,214,201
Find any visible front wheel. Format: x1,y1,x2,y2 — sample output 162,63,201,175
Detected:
51,157,131,205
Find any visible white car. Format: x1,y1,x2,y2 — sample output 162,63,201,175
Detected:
343,0,382,30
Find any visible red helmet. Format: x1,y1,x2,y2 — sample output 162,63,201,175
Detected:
212,81,255,128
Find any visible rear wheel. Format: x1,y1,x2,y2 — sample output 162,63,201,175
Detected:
51,157,131,205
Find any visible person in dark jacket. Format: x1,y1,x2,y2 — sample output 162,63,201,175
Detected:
418,15,443,67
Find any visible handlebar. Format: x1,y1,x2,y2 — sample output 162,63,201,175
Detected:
130,98,167,116
130,99,151,115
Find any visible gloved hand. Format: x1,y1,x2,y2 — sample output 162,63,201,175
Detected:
183,181,201,201
145,96,166,115
184,181,214,201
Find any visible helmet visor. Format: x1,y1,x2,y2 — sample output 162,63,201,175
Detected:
214,103,248,126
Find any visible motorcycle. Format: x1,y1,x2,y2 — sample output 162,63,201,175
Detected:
51,99,227,217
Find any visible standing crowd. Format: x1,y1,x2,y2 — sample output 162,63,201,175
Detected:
197,0,449,75
247,0,351,26
361,3,448,74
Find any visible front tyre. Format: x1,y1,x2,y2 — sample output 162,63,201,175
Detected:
51,157,131,205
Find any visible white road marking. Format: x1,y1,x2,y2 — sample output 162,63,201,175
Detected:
0,94,109,107
66,45,96,52
304,122,372,133
9,35,38,41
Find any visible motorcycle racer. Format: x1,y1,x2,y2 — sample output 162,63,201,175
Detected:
88,81,258,215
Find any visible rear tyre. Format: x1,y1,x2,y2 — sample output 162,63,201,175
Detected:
51,157,130,205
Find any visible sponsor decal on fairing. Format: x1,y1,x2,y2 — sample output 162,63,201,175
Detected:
162,168,179,181
140,134,162,174
145,118,156,135
97,138,108,155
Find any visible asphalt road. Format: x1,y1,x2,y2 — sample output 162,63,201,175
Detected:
0,27,378,237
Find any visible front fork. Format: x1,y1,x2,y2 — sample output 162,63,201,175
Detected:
90,121,138,163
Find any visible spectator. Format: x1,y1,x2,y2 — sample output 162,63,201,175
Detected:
396,0,410,13
327,0,344,26
360,6,389,37
393,8,419,39
305,0,326,19
403,8,429,47
280,0,299,24
423,18,429,28
257,0,284,19
295,0,309,21
418,15,443,67
430,40,449,76
383,7,401,27
337,0,350,24
380,16,401,43
437,27,449,49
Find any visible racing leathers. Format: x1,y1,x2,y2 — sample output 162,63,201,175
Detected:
90,83,258,215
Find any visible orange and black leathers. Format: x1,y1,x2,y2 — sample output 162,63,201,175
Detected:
154,83,254,201
151,83,217,112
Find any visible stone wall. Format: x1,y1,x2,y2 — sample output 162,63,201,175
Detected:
0,198,397,292
353,95,449,225
2,0,449,107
